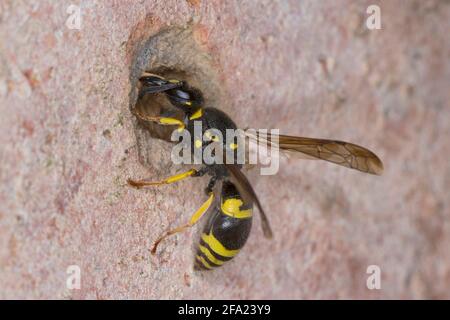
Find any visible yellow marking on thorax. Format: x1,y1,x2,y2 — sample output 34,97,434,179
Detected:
195,139,203,149
221,198,252,219
229,143,238,150
189,108,203,120
196,255,213,269
202,233,239,258
199,245,224,266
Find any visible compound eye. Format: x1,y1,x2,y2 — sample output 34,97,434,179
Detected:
175,90,190,100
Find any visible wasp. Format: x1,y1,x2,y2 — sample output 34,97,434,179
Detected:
128,73,383,270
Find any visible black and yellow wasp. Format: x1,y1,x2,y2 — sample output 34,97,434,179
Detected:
128,73,383,270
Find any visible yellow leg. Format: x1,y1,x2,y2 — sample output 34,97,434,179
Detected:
151,192,215,254
134,109,185,131
127,169,197,189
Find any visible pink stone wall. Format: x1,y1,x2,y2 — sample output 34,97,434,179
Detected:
0,0,449,299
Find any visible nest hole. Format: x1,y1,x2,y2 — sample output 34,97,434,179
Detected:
127,27,222,175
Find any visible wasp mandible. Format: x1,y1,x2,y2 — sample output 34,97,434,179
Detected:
128,73,383,270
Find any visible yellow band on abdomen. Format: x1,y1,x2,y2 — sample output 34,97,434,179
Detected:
221,198,252,219
196,255,213,269
199,245,225,266
201,233,239,258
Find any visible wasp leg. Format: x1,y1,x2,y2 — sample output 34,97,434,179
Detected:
133,109,185,131
138,82,183,97
205,176,217,195
139,73,181,86
127,168,206,189
151,192,215,254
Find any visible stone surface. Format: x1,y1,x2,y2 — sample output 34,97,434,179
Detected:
0,0,449,299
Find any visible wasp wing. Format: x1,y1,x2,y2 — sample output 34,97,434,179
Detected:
245,131,383,175
224,163,273,239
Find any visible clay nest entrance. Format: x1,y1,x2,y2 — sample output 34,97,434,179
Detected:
128,27,222,178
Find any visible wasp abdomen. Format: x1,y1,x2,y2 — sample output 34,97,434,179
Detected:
195,197,253,270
